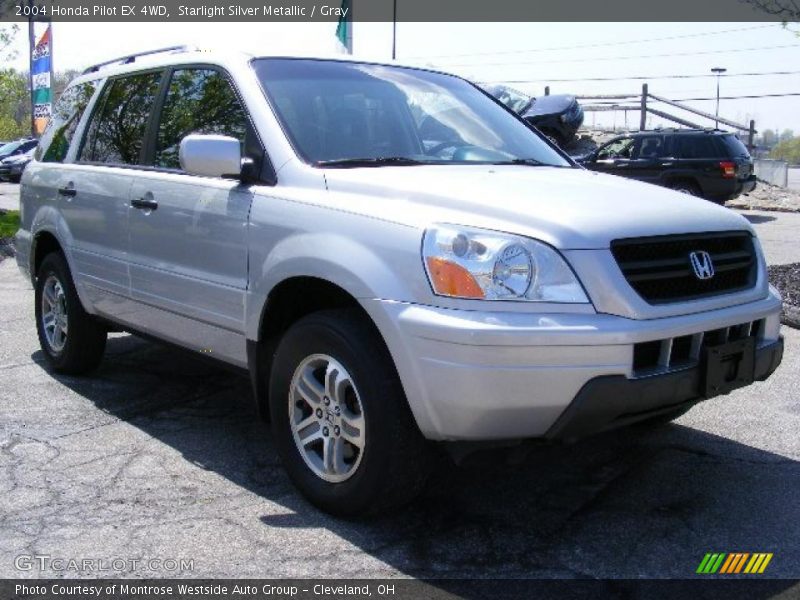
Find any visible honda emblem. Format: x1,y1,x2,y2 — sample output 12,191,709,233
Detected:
689,250,715,280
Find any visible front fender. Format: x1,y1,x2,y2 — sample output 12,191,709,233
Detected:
244,227,428,340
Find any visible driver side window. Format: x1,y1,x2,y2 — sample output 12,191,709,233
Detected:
597,138,634,160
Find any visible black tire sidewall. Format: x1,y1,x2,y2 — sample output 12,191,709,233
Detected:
34,252,101,371
269,311,412,516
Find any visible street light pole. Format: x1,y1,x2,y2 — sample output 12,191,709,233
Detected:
711,67,727,129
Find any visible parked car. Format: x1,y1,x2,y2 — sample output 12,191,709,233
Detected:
0,138,37,162
578,129,757,204
15,50,783,517
0,144,37,183
483,84,584,145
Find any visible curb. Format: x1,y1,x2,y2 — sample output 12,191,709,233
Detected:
0,238,15,261
782,303,800,330
727,202,800,214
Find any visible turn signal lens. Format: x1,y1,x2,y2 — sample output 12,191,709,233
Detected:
425,257,484,299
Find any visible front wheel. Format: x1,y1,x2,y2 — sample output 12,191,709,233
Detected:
269,309,430,517
35,252,107,374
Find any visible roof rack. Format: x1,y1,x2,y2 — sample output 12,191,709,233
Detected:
82,45,199,74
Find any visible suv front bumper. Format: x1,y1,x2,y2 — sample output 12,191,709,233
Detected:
547,336,782,440
363,290,783,441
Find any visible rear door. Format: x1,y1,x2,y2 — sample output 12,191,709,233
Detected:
125,66,256,366
67,71,164,308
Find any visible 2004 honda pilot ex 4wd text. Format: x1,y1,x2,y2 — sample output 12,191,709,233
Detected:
15,49,784,516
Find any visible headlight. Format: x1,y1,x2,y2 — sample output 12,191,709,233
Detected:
422,225,589,303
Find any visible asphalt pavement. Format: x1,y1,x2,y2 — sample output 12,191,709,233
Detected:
1,265,800,580
1,180,799,582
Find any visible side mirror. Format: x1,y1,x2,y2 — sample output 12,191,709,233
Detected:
179,134,242,178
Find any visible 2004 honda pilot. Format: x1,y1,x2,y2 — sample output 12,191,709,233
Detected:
15,48,784,516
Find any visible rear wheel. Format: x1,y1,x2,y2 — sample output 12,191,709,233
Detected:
669,180,701,197
269,309,429,517
35,252,107,374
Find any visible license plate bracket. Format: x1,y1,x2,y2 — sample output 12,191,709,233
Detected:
702,337,756,399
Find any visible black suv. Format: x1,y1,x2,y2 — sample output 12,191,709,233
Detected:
577,129,756,204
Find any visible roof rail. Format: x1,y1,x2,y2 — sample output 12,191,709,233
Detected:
82,45,199,74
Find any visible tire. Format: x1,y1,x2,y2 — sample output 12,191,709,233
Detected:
35,252,107,374
638,404,693,429
669,181,701,197
269,309,430,517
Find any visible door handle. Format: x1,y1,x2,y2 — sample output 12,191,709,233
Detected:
131,197,158,211
57,186,76,197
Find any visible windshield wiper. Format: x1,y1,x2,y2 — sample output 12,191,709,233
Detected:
315,157,426,168
488,158,548,166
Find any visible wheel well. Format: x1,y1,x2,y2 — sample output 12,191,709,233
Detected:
248,277,370,419
666,177,700,190
260,277,362,342
32,232,63,278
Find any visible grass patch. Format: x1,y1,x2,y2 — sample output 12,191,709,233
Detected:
0,210,20,239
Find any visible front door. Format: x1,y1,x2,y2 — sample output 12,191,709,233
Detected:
126,67,255,366
591,136,635,177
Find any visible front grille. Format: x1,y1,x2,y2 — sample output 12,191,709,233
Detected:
632,318,764,377
611,231,756,304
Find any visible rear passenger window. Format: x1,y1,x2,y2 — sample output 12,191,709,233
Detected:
80,71,162,165
154,68,248,170
676,136,719,159
634,136,665,159
37,81,97,163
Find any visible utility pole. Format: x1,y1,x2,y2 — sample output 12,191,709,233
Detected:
711,67,726,129
639,83,648,131
391,0,397,60
27,1,35,138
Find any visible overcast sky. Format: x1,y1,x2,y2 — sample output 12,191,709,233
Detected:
6,21,800,133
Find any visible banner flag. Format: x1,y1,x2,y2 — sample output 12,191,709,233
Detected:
31,25,53,136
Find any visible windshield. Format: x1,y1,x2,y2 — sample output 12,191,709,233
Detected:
252,59,570,168
486,85,533,114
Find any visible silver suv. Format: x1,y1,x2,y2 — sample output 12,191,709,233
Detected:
15,48,784,516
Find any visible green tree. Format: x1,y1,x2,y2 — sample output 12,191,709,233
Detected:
0,69,28,139
0,24,19,59
779,128,795,142
0,24,28,139
770,137,800,164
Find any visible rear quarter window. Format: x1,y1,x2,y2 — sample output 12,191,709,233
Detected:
719,134,750,158
675,135,719,159
36,80,97,163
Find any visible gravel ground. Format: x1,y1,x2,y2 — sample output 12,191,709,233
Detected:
730,181,800,213
768,263,800,328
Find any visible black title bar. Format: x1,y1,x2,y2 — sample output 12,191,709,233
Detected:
0,0,792,22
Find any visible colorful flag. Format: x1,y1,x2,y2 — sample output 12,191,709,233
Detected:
335,0,352,54
31,25,53,136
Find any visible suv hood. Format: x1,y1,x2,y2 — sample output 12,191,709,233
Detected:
322,165,752,250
